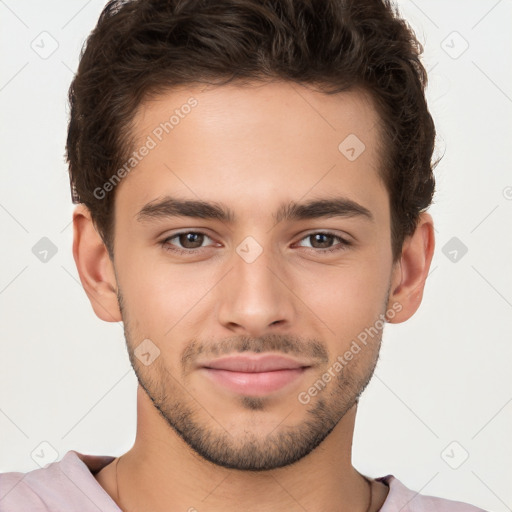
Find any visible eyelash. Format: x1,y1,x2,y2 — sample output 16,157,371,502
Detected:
159,231,352,256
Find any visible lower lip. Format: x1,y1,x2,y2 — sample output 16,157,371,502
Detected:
201,367,308,396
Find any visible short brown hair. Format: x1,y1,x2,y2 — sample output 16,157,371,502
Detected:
66,0,436,262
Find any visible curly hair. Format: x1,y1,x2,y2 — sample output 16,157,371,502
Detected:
66,0,437,263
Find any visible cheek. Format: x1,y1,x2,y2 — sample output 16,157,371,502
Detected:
119,256,217,334
291,257,389,343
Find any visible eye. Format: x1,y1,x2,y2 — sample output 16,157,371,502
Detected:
160,231,216,255
295,232,352,254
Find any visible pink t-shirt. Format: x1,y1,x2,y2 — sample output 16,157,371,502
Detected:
0,450,487,511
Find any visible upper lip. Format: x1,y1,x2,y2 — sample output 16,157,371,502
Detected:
200,354,311,372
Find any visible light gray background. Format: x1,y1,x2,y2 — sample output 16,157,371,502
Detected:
1,1,511,510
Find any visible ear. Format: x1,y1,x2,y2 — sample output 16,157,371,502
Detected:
72,204,122,322
386,211,435,323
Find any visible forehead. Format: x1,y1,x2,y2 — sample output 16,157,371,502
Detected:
115,80,387,225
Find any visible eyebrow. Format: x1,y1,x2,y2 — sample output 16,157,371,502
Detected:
136,195,374,224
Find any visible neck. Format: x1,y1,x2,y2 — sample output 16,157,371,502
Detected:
101,386,385,512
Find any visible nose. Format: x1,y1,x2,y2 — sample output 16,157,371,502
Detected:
216,243,296,336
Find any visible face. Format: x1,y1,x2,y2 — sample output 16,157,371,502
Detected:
111,81,398,471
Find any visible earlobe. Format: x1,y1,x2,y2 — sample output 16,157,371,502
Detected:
386,212,435,324
72,205,122,323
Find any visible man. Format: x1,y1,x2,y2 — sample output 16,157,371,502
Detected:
0,0,488,510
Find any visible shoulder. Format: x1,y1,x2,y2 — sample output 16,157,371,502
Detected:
0,469,47,510
378,474,489,512
0,450,118,512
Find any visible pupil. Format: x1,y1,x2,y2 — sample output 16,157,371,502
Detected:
182,233,201,247
315,234,330,248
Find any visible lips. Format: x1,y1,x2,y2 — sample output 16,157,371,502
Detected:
201,354,310,372
199,354,312,396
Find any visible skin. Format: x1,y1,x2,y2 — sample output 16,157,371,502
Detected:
73,81,435,512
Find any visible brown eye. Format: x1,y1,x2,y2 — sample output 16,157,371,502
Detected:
296,232,351,254
176,232,205,249
308,233,335,249
161,231,214,254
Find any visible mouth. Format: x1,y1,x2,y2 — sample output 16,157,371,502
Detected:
198,354,312,396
